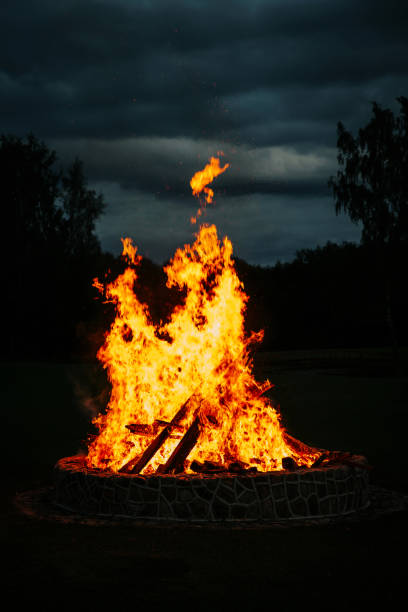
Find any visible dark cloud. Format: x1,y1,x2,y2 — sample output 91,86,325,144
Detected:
2,0,407,141
50,136,335,197
1,0,407,262
93,182,361,265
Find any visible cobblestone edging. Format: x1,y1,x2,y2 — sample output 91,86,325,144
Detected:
54,455,370,522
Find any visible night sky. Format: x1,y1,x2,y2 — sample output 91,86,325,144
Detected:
2,0,408,265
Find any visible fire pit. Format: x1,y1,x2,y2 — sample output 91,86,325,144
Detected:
55,157,371,523
54,452,369,522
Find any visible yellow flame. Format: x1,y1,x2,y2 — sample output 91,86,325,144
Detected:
86,157,320,473
190,156,229,203
189,155,229,224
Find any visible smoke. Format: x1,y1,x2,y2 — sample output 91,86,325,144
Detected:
68,364,110,420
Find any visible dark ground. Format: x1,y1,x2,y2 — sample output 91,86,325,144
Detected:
2,348,408,610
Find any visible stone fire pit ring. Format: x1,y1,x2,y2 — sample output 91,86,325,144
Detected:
54,455,370,522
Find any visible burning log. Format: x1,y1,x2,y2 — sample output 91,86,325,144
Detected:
227,460,249,473
155,419,183,430
250,381,273,399
283,432,324,457
189,459,257,474
125,420,183,437
120,354,244,474
190,460,228,474
125,423,157,435
281,456,299,471
312,451,372,470
119,396,194,474
156,412,201,474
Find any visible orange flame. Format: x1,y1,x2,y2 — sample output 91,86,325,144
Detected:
190,156,229,203
189,155,229,224
86,157,319,474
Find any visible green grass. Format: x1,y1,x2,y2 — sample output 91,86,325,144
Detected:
2,353,408,608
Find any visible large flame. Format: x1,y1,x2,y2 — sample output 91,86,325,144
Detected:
87,158,319,473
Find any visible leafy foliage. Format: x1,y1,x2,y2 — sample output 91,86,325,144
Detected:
1,133,106,358
1,133,104,260
328,97,408,245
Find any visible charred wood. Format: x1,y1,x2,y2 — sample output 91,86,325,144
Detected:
282,456,299,471
155,419,184,431
125,423,157,435
157,414,201,474
119,395,194,474
190,460,228,474
228,460,249,473
283,432,325,457
125,422,182,438
189,459,258,474
312,451,372,470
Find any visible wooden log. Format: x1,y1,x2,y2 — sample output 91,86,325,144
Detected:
248,381,273,399
156,413,201,474
227,460,248,474
125,420,184,438
282,456,299,471
190,460,230,474
154,419,184,432
119,395,194,474
312,451,372,470
311,452,331,467
283,432,325,457
125,423,157,435
120,354,242,474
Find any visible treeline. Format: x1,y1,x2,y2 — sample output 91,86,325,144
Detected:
235,241,408,350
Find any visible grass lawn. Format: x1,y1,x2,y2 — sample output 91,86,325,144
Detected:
2,350,407,609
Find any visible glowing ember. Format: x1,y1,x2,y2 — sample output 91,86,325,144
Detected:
86,158,320,474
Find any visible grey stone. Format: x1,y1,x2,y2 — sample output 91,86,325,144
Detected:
193,485,213,501
290,497,308,517
245,503,260,520
231,504,247,520
218,484,236,503
178,488,194,502
173,502,190,519
307,494,319,515
141,487,158,502
260,499,276,519
54,455,370,523
239,489,256,504
275,500,290,519
255,482,270,500
189,499,209,517
212,500,230,519
162,486,177,502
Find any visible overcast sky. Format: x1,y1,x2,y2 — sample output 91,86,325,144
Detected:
2,0,408,264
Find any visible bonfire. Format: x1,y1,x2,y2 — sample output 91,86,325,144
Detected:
85,156,321,476
54,156,370,522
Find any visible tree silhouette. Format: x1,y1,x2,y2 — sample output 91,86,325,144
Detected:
61,158,105,258
1,134,105,260
329,98,408,365
1,133,106,357
328,97,408,245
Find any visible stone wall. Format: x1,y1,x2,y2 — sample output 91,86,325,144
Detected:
54,456,370,522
